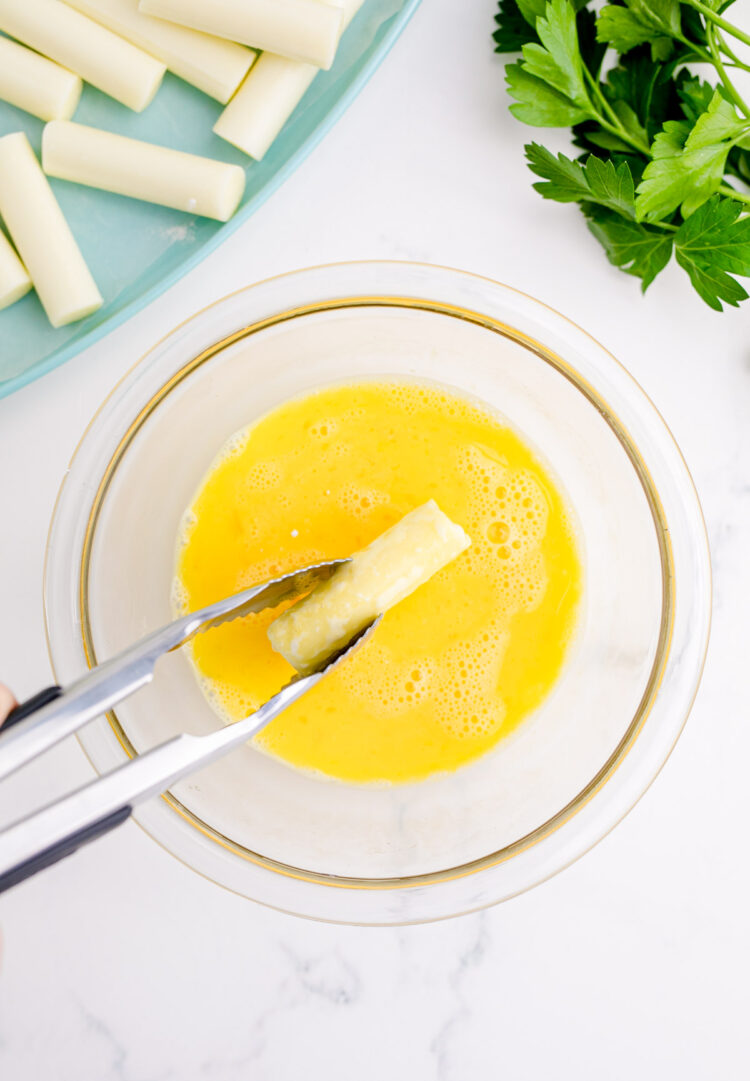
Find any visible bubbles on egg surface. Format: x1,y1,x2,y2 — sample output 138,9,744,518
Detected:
192,671,256,725
231,548,327,592
242,460,282,491
328,440,352,461
170,576,189,616
337,643,439,716
307,416,338,439
452,444,551,618
383,383,424,416
217,427,250,462
428,624,509,740
335,615,510,743
175,507,198,553
486,521,510,544
336,482,390,519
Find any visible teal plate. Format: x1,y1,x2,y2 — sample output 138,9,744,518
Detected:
0,0,419,399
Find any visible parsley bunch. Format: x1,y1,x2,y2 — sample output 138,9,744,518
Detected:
493,0,750,310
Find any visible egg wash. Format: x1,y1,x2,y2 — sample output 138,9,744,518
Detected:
173,380,582,784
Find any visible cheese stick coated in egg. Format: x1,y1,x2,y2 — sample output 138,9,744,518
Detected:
138,0,344,70
64,0,256,104
0,227,31,310
268,500,472,674
214,0,363,160
42,121,246,221
0,0,165,112
0,35,82,122
0,132,102,327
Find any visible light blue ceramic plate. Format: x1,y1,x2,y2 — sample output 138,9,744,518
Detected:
0,0,419,399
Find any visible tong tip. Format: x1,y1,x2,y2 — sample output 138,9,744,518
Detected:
315,615,383,675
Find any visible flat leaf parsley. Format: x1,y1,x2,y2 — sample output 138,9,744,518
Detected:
493,0,750,309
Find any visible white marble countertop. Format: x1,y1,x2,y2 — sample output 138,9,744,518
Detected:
1,1,749,1077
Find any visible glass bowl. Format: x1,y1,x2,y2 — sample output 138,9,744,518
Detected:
44,262,711,924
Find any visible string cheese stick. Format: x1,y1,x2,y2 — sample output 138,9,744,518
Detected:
268,501,472,674
0,36,82,122
214,56,318,161
42,121,246,221
214,0,363,160
139,0,344,70
63,0,255,104
0,227,31,311
0,0,165,113
0,133,102,327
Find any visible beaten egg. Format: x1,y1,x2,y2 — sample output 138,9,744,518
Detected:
174,380,582,784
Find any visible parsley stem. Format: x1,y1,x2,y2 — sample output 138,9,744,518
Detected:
674,36,714,68
582,67,618,127
599,117,649,157
718,34,750,75
582,67,650,156
685,0,750,50
707,25,750,119
720,185,750,207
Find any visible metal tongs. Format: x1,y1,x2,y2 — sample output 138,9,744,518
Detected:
0,560,377,895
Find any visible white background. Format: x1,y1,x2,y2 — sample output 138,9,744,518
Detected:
1,1,749,1077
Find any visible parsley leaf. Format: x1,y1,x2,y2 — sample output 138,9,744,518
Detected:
525,143,591,201
506,61,591,126
585,153,638,216
516,0,549,27
494,0,538,52
612,99,648,146
673,195,750,310
652,118,690,157
637,143,728,220
623,0,681,38
492,0,750,309
675,259,748,310
606,48,681,141
685,90,748,148
579,127,639,154
678,194,750,272
516,0,589,29
676,75,715,124
585,206,674,289
526,143,637,217
598,7,667,54
597,0,681,58
636,94,750,220
521,0,589,108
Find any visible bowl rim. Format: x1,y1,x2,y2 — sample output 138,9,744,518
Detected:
44,260,712,922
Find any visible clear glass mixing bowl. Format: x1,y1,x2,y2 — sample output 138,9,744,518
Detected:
44,262,711,924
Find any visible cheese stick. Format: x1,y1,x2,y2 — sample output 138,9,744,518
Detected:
0,36,82,122
0,133,102,327
0,0,165,112
214,0,363,160
268,501,472,673
42,121,246,221
0,226,31,310
214,55,318,162
139,0,344,70
64,0,255,104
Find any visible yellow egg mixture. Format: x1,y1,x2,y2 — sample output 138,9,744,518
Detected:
174,380,582,784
